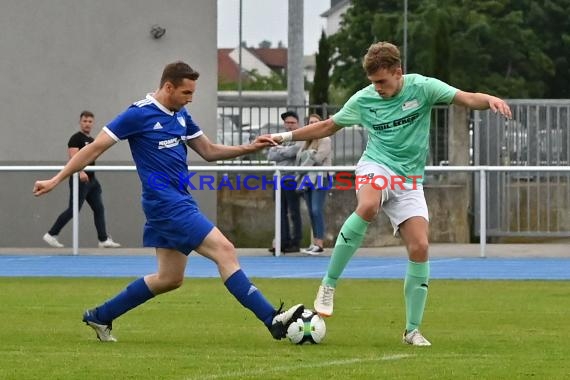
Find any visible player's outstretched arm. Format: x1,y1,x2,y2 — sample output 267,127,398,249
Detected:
187,134,275,162
453,90,512,119
269,118,341,144
33,131,116,196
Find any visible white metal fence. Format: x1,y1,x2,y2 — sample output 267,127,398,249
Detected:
2,165,569,258
474,101,570,236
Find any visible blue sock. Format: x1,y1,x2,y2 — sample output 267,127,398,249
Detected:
96,277,155,323
224,269,276,326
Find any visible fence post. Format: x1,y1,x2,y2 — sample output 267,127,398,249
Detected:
479,168,486,258
448,105,470,182
274,169,282,257
72,172,79,256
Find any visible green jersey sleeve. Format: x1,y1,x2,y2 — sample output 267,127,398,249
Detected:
332,91,362,127
423,77,458,105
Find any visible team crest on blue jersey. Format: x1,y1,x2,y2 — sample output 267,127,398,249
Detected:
177,116,186,127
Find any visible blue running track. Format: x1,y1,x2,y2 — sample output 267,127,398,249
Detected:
0,255,569,280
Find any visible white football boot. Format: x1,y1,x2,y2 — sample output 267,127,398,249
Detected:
82,309,117,342
269,303,304,339
314,285,335,317
403,329,431,346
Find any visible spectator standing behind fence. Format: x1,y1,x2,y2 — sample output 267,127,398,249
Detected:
42,111,121,249
295,114,332,255
267,111,304,254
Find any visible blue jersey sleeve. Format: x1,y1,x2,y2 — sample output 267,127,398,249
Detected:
182,109,203,140
103,107,142,141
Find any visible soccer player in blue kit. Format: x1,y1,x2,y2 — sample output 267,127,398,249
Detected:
33,61,304,342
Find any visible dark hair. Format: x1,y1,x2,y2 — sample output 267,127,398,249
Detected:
160,61,200,88
80,110,94,119
362,42,401,75
280,110,299,121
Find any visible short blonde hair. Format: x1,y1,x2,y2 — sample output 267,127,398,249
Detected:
362,42,401,75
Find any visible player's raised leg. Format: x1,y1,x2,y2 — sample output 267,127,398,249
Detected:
195,227,304,339
399,216,431,346
314,184,379,316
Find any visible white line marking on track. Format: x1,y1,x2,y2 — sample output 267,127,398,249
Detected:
272,258,462,278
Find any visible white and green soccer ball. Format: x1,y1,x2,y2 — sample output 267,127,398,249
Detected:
286,308,326,344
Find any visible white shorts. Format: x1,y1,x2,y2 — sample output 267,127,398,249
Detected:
355,161,429,235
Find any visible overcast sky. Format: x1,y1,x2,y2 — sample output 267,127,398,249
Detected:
217,0,331,55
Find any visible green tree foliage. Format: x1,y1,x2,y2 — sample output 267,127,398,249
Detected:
330,0,565,99
521,0,570,98
310,30,331,115
329,0,418,96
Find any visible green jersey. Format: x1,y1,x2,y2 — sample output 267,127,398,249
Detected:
332,74,457,183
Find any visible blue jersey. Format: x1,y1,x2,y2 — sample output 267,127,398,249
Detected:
103,94,203,204
103,94,214,254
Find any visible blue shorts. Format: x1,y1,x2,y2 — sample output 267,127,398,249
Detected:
142,200,215,255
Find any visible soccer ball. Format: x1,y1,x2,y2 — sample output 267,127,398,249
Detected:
286,308,326,344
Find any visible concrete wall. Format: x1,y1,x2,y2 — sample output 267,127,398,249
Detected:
216,181,471,249
0,0,217,247
505,182,570,234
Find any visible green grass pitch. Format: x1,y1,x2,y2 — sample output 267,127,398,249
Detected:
0,278,568,379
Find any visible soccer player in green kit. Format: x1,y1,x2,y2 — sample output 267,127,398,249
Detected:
268,42,512,346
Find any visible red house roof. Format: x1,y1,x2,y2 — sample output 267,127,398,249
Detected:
218,48,241,83
218,47,288,83
249,48,287,69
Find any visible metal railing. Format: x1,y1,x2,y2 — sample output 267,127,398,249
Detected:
474,101,570,237
217,101,570,238
2,165,569,258
217,104,451,166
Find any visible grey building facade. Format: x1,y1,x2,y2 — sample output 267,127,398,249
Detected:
0,0,218,247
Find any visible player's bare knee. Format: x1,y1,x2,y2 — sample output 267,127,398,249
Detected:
214,241,239,266
218,251,239,268
407,240,429,261
167,278,184,291
159,275,184,292
222,239,235,252
355,202,379,221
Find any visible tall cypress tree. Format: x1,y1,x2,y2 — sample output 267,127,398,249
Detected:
310,30,331,117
